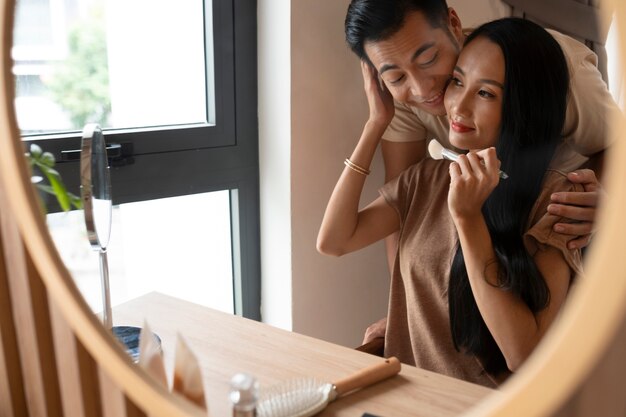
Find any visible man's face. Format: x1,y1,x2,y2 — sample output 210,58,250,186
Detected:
364,10,463,116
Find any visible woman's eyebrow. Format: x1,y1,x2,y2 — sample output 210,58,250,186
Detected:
481,79,504,89
454,65,504,89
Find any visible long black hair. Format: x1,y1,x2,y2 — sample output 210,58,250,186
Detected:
447,18,570,374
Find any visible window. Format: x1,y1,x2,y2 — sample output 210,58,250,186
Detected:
14,0,260,319
15,0,211,133
48,191,236,314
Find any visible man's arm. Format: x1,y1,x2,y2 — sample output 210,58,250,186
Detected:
582,150,605,180
548,31,616,250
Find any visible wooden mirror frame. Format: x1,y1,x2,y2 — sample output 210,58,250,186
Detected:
1,0,624,416
0,1,204,416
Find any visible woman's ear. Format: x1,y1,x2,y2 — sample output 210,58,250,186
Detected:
447,8,464,46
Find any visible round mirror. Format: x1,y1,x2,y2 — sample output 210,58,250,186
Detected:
2,1,626,416
79,123,147,360
80,123,112,251
80,123,113,330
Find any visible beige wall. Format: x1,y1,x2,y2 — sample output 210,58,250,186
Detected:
290,1,390,347
449,0,509,27
259,1,509,347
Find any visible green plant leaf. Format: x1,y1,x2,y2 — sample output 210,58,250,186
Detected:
36,184,83,210
38,165,61,178
40,152,56,168
29,143,42,158
70,193,83,209
36,184,55,194
47,174,71,211
26,146,82,212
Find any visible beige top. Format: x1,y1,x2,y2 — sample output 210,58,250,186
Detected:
379,158,583,388
382,29,618,172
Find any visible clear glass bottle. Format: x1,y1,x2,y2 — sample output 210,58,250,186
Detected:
229,373,258,417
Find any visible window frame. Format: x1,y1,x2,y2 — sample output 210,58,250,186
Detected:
20,0,261,320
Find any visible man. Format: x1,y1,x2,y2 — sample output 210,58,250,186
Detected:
344,0,617,344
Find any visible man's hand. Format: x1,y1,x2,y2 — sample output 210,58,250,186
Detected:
361,60,395,129
548,169,603,249
362,317,387,344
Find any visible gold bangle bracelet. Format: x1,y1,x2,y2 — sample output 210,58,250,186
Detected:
344,158,370,176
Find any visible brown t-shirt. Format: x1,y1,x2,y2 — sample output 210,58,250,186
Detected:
379,158,583,388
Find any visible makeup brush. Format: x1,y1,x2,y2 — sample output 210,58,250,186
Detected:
256,357,401,417
428,139,509,179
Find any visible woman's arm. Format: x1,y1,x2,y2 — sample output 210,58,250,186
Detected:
316,124,400,256
317,61,400,257
449,150,573,371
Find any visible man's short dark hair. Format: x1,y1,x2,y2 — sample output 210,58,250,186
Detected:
345,0,450,62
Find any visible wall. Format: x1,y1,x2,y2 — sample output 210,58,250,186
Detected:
258,1,293,331
259,1,510,347
448,0,509,27
290,1,390,347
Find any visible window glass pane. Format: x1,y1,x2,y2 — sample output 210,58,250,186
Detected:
47,190,234,314
13,0,210,135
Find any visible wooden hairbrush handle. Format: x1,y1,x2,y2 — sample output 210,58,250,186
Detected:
333,357,401,397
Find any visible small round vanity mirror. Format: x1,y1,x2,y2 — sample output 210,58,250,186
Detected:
81,123,112,252
80,123,113,329
80,124,149,361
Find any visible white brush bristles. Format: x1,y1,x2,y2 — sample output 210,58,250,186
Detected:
428,139,445,160
257,378,333,417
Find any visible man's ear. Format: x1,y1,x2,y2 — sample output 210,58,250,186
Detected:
447,7,464,44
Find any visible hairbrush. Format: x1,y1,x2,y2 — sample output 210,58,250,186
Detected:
256,357,401,417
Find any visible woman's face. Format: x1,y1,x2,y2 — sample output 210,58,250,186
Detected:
444,36,505,151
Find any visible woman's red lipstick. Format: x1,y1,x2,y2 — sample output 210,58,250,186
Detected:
450,121,475,133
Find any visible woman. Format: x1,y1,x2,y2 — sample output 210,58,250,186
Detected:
317,18,583,387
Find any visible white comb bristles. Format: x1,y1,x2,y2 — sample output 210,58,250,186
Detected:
428,139,445,160
257,378,330,417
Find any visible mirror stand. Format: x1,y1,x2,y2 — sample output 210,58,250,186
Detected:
80,123,158,361
98,248,112,328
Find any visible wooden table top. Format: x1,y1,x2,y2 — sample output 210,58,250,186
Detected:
113,292,496,417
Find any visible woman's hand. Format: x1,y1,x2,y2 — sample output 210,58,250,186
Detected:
448,147,501,221
361,60,395,129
